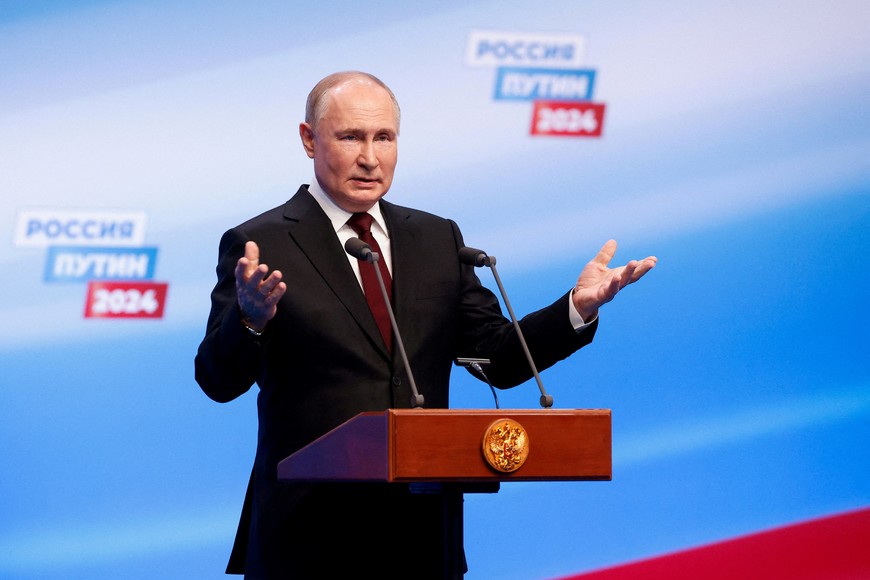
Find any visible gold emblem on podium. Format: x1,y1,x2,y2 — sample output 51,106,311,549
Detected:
482,418,529,473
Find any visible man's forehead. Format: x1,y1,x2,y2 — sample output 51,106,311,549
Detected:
329,82,390,108
323,87,398,128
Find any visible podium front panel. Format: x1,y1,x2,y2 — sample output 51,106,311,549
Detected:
278,408,611,483
388,409,611,482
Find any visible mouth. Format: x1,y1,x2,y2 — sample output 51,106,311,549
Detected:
351,177,380,187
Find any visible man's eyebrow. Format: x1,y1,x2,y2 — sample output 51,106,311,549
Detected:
334,126,396,135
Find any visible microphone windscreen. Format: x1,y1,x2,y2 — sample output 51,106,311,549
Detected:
458,246,488,267
345,237,373,261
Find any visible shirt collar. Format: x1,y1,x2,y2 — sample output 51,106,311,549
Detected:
306,178,389,236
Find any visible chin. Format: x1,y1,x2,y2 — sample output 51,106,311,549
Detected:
349,191,387,207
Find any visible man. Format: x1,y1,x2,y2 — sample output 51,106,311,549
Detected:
195,71,656,579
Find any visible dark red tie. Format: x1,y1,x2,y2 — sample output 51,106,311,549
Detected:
347,212,393,352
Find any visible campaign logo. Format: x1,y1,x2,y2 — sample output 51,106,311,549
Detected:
14,207,169,320
467,30,607,138
84,281,168,319
466,30,586,68
531,101,606,137
494,67,595,101
14,209,147,248
45,246,158,283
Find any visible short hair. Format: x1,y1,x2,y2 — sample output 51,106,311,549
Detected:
305,71,401,132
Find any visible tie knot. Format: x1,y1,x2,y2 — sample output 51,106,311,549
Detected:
347,212,373,235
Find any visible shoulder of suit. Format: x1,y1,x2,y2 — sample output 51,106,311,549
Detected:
380,198,454,226
228,185,315,232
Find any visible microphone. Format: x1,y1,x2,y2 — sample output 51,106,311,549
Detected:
457,246,492,268
455,357,499,409
345,237,374,261
345,237,425,408
458,246,554,408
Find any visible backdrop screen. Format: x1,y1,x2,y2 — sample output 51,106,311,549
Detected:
2,1,868,578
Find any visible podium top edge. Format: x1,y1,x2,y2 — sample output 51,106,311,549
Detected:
359,408,611,417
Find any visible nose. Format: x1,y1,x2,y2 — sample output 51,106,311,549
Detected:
357,139,379,169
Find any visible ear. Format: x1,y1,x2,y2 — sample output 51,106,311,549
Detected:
299,122,316,159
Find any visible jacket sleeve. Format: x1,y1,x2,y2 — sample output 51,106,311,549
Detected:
194,227,265,403
450,219,598,388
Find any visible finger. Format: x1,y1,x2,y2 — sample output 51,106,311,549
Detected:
243,241,261,277
248,263,269,287
235,263,267,295
603,272,622,302
630,257,658,281
256,281,287,319
620,261,638,288
592,239,618,267
234,241,261,280
244,241,260,264
234,257,249,282
265,281,287,305
258,269,284,294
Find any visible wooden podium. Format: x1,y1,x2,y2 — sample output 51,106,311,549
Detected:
277,408,610,578
277,408,611,482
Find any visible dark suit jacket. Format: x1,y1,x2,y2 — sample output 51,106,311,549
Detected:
195,186,597,578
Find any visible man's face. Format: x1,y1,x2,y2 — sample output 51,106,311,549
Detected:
300,81,398,213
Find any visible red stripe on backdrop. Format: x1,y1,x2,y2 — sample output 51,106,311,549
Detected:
556,507,870,580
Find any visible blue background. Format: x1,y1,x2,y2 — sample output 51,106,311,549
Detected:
2,1,868,578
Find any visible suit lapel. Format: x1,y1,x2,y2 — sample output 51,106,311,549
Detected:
283,187,390,359
381,200,416,330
